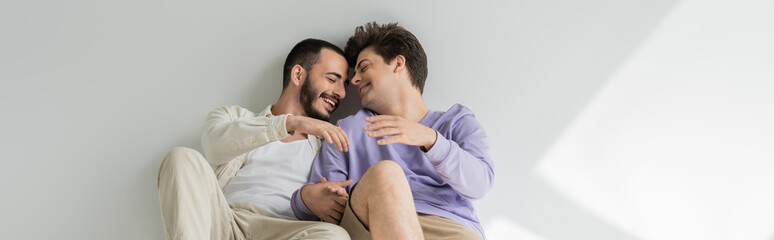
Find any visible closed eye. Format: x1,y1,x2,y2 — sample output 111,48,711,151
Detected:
324,72,342,83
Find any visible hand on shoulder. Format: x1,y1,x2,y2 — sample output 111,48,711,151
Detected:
286,115,350,152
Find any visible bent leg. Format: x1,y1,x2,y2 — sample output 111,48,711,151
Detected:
347,160,423,240
157,147,241,240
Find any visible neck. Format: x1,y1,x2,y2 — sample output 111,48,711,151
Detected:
273,89,310,141
379,86,429,123
271,89,305,116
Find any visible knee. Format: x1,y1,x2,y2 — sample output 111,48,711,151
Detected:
165,147,200,160
158,147,205,187
365,160,406,184
161,147,203,168
372,160,404,175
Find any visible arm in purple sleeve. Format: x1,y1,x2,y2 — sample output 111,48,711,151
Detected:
291,139,349,220
423,115,494,200
290,185,318,221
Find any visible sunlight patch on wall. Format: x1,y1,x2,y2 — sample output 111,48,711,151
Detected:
535,0,774,239
485,216,545,240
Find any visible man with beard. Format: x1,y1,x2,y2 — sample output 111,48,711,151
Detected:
157,38,354,240
291,23,493,240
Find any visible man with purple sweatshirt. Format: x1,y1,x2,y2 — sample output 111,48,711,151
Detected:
291,22,494,240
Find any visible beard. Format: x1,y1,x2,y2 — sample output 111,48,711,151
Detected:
299,77,331,121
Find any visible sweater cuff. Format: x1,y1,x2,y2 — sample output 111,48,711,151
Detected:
423,131,452,166
268,114,291,141
291,186,319,221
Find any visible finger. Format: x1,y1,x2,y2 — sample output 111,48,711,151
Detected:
329,211,343,223
332,179,353,187
367,127,401,138
328,203,345,224
334,196,348,206
365,115,397,122
319,177,327,183
321,131,334,145
332,202,345,213
332,129,348,152
337,128,349,152
333,131,348,152
331,212,342,223
335,187,349,197
339,127,350,146
338,127,350,150
363,120,398,131
327,129,345,152
328,186,348,198
377,135,402,145
328,214,342,224
320,215,336,224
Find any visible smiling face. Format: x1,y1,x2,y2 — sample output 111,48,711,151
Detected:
350,46,401,112
298,48,349,121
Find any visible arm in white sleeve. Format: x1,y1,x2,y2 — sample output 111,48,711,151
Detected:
201,105,291,167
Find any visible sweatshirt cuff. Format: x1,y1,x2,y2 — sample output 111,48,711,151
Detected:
291,186,319,221
423,131,452,166
268,114,291,141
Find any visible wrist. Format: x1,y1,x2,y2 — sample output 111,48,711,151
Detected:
285,115,297,133
421,129,437,152
300,184,311,204
295,185,318,220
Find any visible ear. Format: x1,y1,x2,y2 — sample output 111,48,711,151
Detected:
290,64,306,87
392,55,406,75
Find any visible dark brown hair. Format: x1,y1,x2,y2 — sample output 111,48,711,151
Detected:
344,22,428,93
283,38,345,89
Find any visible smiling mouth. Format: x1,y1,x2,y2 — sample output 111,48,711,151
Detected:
320,94,338,112
358,83,370,97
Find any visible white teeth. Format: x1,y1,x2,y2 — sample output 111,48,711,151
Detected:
323,98,336,107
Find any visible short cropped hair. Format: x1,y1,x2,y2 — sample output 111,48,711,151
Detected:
344,22,428,93
283,38,345,89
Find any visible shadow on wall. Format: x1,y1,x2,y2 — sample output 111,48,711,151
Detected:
330,83,362,123
472,0,682,238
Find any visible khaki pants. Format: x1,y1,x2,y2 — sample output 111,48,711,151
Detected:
157,147,349,240
339,186,482,240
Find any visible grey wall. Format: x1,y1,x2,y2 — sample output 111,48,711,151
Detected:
11,0,761,239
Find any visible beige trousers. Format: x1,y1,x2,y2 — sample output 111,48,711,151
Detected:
157,147,349,240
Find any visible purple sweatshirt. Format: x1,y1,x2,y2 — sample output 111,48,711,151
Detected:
291,104,494,238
